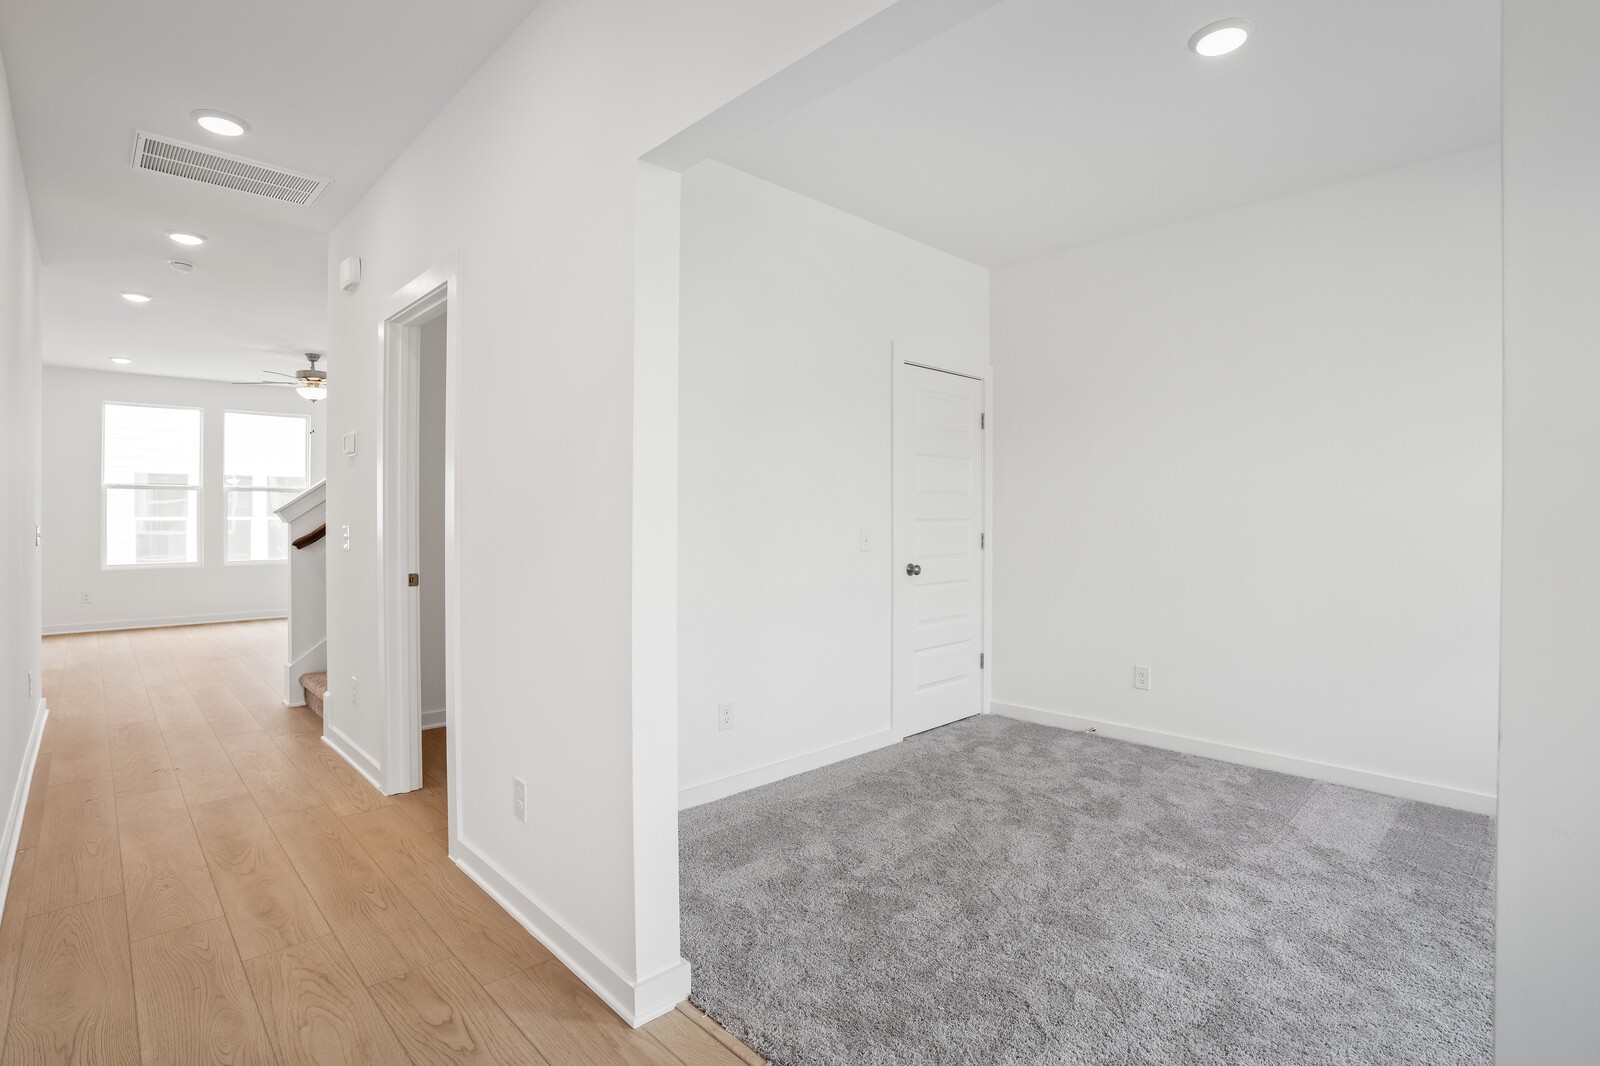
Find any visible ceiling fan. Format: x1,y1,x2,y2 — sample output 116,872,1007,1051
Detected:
235,352,327,402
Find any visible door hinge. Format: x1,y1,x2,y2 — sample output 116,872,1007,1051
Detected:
980,652,985,669
408,573,420,587
980,412,986,429
980,532,985,549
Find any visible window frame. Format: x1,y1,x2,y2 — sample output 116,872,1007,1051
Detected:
221,408,311,566
101,400,205,570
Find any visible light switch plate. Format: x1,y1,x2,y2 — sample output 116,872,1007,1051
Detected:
342,431,357,456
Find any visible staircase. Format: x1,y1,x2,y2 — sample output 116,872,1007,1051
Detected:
300,672,328,718
275,480,327,708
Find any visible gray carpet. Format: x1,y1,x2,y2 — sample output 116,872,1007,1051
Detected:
680,715,1494,1066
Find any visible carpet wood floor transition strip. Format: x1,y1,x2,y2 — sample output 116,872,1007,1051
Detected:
0,621,760,1066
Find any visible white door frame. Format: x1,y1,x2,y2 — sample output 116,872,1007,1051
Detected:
890,356,992,740
377,258,461,844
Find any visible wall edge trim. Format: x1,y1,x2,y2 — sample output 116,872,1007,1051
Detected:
679,727,899,810
991,701,1497,815
0,699,49,925
43,610,287,635
451,838,690,1026
321,728,384,791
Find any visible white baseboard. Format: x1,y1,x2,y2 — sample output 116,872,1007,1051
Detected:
421,708,446,730
991,701,1496,815
678,728,899,810
451,838,690,1026
321,727,384,792
43,610,287,635
0,699,49,925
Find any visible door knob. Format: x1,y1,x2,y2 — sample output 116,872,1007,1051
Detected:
905,563,922,576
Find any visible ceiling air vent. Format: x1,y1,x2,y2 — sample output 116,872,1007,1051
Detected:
130,131,330,206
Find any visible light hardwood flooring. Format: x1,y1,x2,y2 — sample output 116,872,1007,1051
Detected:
0,621,761,1066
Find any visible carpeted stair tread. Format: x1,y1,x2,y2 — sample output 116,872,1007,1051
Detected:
300,671,327,718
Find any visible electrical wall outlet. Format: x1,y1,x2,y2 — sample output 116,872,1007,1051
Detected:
349,676,358,704
341,524,351,551
717,702,734,731
513,777,527,821
1134,665,1151,691
27,671,33,697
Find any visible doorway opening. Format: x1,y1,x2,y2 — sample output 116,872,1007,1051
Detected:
380,269,459,844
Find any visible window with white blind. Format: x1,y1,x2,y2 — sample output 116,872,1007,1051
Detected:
224,411,309,562
103,403,203,567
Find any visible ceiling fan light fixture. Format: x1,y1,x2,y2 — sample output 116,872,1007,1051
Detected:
296,382,325,401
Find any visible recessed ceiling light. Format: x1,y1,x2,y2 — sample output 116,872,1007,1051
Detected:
1189,18,1253,57
191,109,249,137
166,230,207,246
168,260,194,273
121,291,152,303
110,357,133,365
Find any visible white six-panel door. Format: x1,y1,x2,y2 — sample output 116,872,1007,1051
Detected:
893,362,986,736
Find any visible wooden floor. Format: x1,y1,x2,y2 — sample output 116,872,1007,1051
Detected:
0,621,762,1066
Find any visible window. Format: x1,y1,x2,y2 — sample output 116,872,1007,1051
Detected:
103,403,203,566
224,412,309,562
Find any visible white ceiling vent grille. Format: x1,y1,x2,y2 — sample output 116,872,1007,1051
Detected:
131,131,330,206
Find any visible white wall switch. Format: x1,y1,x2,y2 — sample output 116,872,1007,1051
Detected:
342,431,357,456
717,702,734,731
513,777,528,821
1134,665,1151,691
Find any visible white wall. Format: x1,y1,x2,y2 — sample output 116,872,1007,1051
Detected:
42,367,326,633
677,161,988,805
1498,0,1600,1058
990,146,1502,810
318,0,978,1022
0,45,44,919
418,314,446,724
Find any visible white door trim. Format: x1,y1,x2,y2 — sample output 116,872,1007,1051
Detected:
377,258,461,854
890,355,991,740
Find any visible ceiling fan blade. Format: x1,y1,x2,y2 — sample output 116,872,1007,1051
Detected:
263,370,298,378
231,380,299,386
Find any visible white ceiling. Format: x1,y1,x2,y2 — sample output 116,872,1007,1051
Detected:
715,0,1499,266
0,0,540,381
